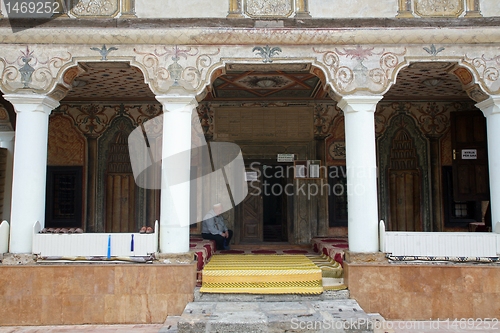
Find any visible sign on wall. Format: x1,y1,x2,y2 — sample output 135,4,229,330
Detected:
461,149,477,160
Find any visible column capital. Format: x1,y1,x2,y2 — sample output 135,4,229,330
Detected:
337,95,383,114
476,95,500,118
3,94,59,115
155,89,198,113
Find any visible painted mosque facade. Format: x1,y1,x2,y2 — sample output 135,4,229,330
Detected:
0,0,500,322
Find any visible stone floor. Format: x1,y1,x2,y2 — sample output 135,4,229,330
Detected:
1,319,500,332
0,325,164,332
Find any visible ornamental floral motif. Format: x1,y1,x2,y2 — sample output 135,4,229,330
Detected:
72,0,119,17
313,103,342,138
59,104,115,136
313,46,406,94
252,45,282,63
245,0,293,18
0,46,72,93
414,0,464,17
197,103,214,138
463,53,500,94
414,102,450,135
133,46,220,93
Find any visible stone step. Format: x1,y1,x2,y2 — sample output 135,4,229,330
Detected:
159,316,180,333
177,299,377,333
194,287,350,302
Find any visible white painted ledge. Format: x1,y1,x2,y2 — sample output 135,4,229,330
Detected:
32,221,158,257
0,220,9,253
379,220,500,257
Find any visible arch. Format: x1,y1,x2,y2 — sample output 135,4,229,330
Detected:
49,57,156,102
378,112,431,232
199,59,344,102
388,59,491,103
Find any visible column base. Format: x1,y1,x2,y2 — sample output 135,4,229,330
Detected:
155,251,196,264
295,12,312,19
1,253,37,265
464,11,482,18
227,13,245,18
344,251,387,264
396,11,415,18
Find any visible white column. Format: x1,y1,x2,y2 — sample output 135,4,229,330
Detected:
156,93,197,253
0,131,15,222
477,96,500,229
4,94,59,253
337,95,382,252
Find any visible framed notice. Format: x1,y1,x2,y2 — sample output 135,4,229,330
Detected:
294,160,323,179
308,160,321,178
245,171,258,181
294,160,307,178
461,149,477,160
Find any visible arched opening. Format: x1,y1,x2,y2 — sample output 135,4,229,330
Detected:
51,61,160,233
199,62,341,244
380,61,489,232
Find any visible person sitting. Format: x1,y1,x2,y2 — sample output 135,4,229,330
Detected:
201,203,233,251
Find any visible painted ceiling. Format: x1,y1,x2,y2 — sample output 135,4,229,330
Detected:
62,61,470,103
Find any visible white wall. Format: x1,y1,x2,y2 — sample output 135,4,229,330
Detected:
135,0,228,18
481,0,500,17
135,0,399,19
134,0,500,20
309,0,398,18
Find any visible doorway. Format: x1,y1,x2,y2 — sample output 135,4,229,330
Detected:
262,165,289,242
237,162,291,243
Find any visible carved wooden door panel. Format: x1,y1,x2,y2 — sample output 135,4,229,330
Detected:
389,170,422,231
105,130,137,233
388,129,423,231
239,168,263,243
451,111,489,201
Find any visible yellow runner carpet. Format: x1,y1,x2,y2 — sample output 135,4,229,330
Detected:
200,254,323,294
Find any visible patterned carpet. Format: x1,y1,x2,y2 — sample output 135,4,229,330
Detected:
200,254,324,294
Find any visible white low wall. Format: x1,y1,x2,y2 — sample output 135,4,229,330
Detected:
32,221,158,257
0,220,9,253
380,220,500,257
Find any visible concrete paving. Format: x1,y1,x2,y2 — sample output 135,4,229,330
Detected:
176,299,375,333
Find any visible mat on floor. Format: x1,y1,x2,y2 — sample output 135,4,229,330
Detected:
306,254,347,291
200,254,323,294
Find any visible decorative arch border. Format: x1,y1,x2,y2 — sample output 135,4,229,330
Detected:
0,43,499,106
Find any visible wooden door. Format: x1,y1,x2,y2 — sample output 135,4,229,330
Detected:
238,168,263,243
388,129,423,231
105,130,137,233
389,170,422,231
451,111,489,201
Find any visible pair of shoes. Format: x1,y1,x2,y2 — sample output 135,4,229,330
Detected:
139,226,154,234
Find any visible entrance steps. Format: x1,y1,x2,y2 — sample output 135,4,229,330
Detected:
162,288,382,333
